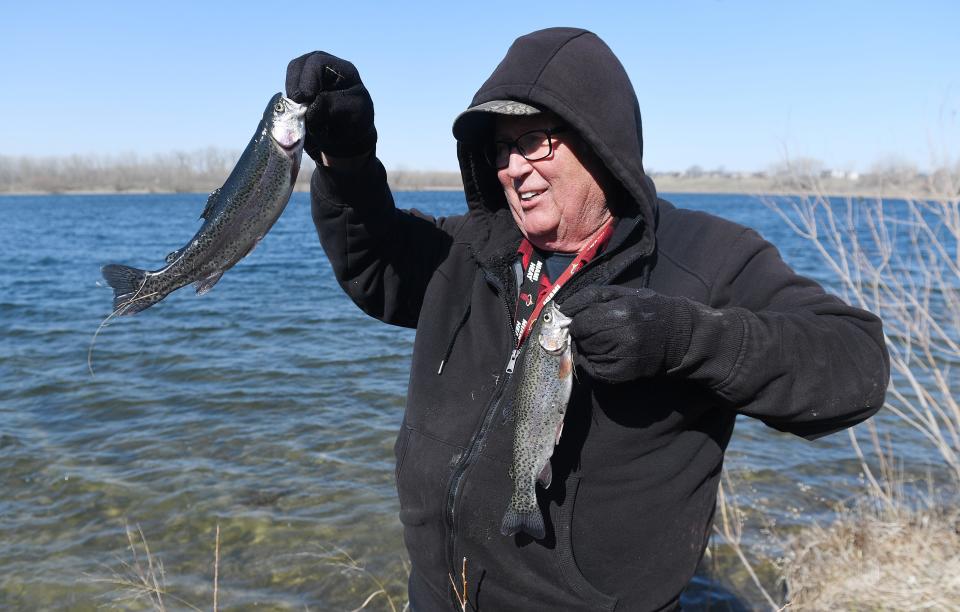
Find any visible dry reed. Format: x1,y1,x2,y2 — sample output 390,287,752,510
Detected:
89,523,208,611
448,557,468,612
284,545,409,612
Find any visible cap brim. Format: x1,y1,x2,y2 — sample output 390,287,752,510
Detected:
452,100,541,142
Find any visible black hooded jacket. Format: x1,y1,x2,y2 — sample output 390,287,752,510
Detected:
309,28,889,612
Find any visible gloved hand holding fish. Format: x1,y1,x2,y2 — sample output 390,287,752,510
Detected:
100,93,306,316
285,51,377,162
501,302,574,539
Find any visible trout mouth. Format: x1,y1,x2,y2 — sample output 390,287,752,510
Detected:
272,126,304,154
277,137,302,152
539,335,570,354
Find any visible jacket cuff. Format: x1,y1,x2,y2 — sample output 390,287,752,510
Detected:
671,303,747,391
310,153,390,210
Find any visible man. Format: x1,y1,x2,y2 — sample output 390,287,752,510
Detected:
286,27,888,611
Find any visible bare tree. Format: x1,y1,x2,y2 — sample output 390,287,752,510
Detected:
766,171,960,491
768,157,825,191
860,155,921,192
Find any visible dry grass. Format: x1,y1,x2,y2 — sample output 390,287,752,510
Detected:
308,545,408,612
279,545,410,612
782,501,960,610
90,523,210,611
712,476,782,610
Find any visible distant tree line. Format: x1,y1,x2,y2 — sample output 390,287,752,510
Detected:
651,156,959,196
0,149,464,194
0,149,244,194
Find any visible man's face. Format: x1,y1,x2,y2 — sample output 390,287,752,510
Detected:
493,113,611,253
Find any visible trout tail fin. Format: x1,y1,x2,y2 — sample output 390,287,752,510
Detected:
501,507,545,539
101,264,154,315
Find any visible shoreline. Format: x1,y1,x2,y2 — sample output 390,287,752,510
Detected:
0,183,943,200
1,168,952,200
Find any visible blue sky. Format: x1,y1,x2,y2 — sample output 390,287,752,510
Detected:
2,1,957,172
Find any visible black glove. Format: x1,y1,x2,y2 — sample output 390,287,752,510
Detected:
560,286,697,384
285,51,377,161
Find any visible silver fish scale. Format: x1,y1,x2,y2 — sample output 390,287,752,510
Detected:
502,303,573,537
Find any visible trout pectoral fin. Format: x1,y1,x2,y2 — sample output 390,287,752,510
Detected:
559,351,573,379
537,461,552,489
194,271,224,295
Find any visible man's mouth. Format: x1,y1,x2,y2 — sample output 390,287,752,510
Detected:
519,190,545,202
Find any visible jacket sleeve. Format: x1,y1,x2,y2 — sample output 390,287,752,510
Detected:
676,227,890,439
310,156,466,328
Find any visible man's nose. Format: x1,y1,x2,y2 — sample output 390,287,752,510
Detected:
504,149,532,177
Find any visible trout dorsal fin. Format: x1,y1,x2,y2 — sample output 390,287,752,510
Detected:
200,187,222,221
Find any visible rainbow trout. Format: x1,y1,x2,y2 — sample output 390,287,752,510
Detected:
101,93,306,315
501,302,574,539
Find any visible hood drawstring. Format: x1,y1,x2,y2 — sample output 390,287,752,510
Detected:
437,301,472,375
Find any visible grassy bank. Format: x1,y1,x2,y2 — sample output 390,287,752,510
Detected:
783,500,960,609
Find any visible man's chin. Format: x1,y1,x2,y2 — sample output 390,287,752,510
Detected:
524,231,560,252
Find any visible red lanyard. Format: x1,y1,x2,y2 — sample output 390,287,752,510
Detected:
513,220,615,348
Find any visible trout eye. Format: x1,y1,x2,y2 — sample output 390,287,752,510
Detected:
274,102,284,113
543,312,552,323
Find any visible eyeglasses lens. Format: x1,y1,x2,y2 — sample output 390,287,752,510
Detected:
489,131,554,169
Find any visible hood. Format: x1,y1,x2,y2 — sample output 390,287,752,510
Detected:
453,27,659,259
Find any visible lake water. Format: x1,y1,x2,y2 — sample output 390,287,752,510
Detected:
0,191,942,610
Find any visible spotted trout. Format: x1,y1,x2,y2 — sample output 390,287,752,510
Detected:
501,302,574,539
101,93,306,315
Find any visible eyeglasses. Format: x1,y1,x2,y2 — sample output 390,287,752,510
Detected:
483,127,567,169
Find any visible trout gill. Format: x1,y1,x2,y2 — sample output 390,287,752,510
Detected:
501,302,574,539
101,93,306,315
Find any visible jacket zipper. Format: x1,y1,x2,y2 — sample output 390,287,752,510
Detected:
444,264,516,595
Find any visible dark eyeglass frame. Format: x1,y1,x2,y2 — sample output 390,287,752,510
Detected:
484,127,568,169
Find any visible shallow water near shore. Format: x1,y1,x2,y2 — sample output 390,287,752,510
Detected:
0,191,946,609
